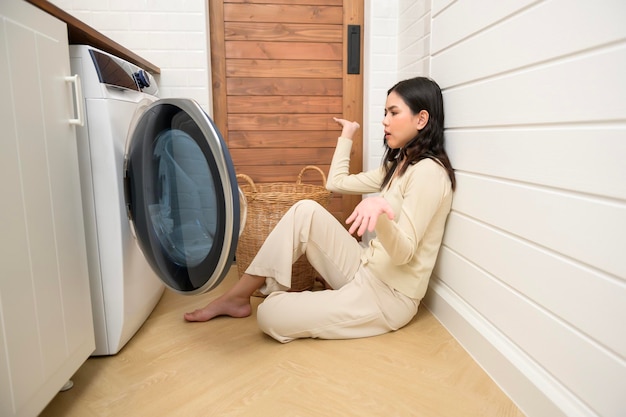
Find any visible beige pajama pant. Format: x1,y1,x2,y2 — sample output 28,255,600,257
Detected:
245,200,418,343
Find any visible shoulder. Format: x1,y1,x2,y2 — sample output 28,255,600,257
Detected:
403,158,452,194
408,157,448,178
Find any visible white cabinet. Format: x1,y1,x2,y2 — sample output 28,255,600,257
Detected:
0,1,95,416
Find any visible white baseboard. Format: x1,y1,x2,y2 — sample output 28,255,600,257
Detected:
423,278,596,417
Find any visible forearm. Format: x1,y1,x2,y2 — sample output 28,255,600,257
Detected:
326,137,381,194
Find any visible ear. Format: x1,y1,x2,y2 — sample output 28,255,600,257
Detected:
415,110,429,130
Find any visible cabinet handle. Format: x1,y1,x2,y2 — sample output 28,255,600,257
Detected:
65,74,84,126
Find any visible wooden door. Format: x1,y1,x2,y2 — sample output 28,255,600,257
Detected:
208,0,363,222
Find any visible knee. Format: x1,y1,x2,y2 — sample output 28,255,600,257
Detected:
289,199,326,226
256,300,272,335
292,199,322,214
256,294,294,343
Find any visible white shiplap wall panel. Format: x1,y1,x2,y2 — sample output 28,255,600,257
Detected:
428,1,626,416
442,213,626,358
433,249,624,417
432,0,626,88
442,45,626,127
398,0,430,79
426,278,574,417
453,173,626,278
447,128,626,200
431,0,538,54
431,0,456,17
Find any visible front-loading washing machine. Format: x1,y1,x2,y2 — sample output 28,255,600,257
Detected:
70,45,241,355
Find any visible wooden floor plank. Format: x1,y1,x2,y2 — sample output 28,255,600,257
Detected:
41,266,525,417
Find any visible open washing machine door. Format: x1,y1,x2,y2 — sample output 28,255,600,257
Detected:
124,98,244,295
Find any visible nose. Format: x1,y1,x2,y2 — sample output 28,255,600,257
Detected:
382,114,390,126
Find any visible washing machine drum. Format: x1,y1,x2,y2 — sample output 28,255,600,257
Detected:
124,98,242,295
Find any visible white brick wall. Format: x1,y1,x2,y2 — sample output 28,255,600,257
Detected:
363,0,398,172
54,0,407,168
51,0,212,113
363,0,431,171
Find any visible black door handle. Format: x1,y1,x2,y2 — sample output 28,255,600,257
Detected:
347,25,361,74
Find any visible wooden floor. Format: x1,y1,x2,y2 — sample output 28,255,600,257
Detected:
41,266,525,417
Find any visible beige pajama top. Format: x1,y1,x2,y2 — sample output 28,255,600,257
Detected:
326,137,453,301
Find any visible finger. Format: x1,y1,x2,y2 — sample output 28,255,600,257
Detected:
348,213,365,235
367,215,378,232
348,219,360,235
358,217,369,236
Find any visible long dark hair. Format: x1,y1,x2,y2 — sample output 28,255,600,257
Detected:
380,77,456,191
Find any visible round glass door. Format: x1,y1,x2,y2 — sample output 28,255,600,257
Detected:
124,98,240,294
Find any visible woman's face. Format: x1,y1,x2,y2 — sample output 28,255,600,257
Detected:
382,91,422,149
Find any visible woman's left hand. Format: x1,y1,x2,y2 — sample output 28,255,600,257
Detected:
346,196,395,236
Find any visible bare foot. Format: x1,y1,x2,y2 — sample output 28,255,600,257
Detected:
184,295,252,322
184,273,264,322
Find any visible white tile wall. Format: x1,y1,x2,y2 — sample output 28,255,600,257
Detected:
51,0,212,113
364,0,398,172
54,0,406,169
364,0,431,170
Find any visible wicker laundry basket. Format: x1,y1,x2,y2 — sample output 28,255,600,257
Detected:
236,166,332,295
